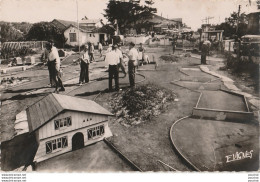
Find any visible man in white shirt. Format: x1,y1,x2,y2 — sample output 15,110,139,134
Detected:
105,45,120,91
98,42,103,57
46,41,65,93
138,43,145,66
115,44,126,77
79,45,90,85
127,42,139,87
88,43,95,62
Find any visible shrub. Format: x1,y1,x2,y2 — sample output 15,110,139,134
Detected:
110,83,175,126
225,52,259,91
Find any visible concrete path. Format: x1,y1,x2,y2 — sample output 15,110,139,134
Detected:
190,53,225,63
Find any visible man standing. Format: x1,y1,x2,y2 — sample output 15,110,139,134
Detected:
116,44,126,77
127,42,139,88
88,43,95,62
172,39,177,54
79,45,90,85
42,46,55,87
98,42,103,57
138,43,145,66
105,45,120,91
201,41,210,64
46,41,65,93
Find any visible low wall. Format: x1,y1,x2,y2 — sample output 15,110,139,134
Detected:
192,108,254,122
125,36,150,45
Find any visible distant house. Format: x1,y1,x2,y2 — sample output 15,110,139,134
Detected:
26,93,113,162
51,19,109,46
200,24,224,42
80,19,103,31
51,19,78,31
64,25,109,46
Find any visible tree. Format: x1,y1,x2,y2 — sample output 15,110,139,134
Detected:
103,0,157,34
26,22,67,48
216,12,248,39
0,23,24,42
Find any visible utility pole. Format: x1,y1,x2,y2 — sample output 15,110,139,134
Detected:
76,0,80,52
201,16,214,24
236,5,241,34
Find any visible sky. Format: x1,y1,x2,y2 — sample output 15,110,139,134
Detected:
0,0,258,30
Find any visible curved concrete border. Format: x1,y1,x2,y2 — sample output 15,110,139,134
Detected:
169,115,201,171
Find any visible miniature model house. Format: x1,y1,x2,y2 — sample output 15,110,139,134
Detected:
26,93,113,162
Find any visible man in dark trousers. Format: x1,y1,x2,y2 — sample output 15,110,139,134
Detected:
116,44,126,77
201,41,210,64
105,45,120,91
127,42,139,88
172,39,177,54
46,42,65,93
79,45,90,85
42,46,55,87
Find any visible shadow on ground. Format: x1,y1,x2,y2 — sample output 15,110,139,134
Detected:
1,133,38,171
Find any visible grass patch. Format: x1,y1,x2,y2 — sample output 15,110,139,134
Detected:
110,83,176,126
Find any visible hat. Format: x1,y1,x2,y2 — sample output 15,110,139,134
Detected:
46,42,52,49
129,42,135,46
48,40,54,44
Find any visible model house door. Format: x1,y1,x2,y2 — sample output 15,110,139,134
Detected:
72,132,84,151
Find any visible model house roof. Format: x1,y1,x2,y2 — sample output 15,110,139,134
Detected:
26,93,113,132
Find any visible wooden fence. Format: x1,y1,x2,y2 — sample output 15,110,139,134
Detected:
2,41,47,51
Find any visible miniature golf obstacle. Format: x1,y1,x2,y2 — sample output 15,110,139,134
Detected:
14,57,23,65
26,93,114,162
192,89,254,122
24,56,35,65
179,75,212,82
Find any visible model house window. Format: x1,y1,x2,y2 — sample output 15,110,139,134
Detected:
87,125,104,139
69,33,77,42
45,136,68,154
54,117,72,130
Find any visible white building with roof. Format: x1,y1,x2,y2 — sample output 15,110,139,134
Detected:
26,93,113,162
64,24,109,46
